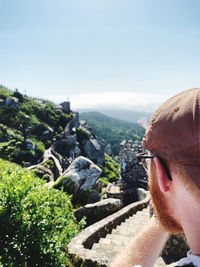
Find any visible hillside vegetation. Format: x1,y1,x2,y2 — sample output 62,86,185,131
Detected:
99,153,120,187
0,87,123,265
80,111,145,155
0,86,72,165
0,158,85,266
0,87,121,196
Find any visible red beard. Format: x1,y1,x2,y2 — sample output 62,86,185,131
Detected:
149,165,183,234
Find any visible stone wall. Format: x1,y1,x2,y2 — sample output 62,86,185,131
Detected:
119,140,147,188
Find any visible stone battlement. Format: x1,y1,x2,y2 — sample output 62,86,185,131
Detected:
119,140,147,188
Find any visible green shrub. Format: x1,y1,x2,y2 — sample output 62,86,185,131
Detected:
0,138,45,165
0,139,22,163
43,159,55,171
0,87,13,99
13,89,24,102
99,154,120,186
76,127,90,143
0,159,85,267
34,140,45,156
58,125,63,133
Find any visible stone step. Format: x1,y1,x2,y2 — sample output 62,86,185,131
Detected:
91,206,151,263
112,227,138,238
90,206,178,266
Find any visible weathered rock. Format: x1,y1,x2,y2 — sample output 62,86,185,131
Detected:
65,135,77,146
104,144,113,156
69,145,81,159
74,198,123,225
53,156,102,204
82,138,105,164
52,138,81,160
86,190,100,204
161,234,189,263
5,97,20,109
25,139,35,150
40,128,53,141
94,180,103,193
77,189,101,205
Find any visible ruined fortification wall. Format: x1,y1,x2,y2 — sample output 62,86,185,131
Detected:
119,140,147,187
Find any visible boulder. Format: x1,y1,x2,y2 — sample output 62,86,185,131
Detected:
69,145,81,159
52,138,80,159
162,234,189,263
85,190,100,203
104,144,113,156
25,139,35,150
77,189,100,205
5,97,20,109
94,180,102,193
40,128,53,141
82,138,105,164
74,198,123,226
52,156,102,204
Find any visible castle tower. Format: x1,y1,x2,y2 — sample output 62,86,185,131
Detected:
61,101,70,113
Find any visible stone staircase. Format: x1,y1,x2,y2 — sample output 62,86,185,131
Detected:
91,207,150,261
68,190,179,266
90,206,176,266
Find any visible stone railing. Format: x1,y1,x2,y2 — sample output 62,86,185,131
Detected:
64,112,79,136
51,144,63,166
68,188,150,266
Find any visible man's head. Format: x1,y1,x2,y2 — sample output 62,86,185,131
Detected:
143,88,200,190
142,88,200,232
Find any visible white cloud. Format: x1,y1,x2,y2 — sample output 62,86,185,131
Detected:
47,91,169,112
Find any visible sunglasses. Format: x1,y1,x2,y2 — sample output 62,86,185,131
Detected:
137,152,173,181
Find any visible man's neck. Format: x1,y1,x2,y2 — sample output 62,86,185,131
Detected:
181,206,200,256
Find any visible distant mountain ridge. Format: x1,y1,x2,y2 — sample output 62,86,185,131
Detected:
80,111,145,155
79,108,152,124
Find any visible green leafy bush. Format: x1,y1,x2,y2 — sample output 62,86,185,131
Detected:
13,89,24,102
0,139,44,165
76,127,90,143
43,159,55,172
0,86,13,99
34,139,45,156
99,154,120,186
0,159,85,266
0,139,22,163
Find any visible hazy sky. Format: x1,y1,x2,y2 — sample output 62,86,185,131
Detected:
1,0,200,111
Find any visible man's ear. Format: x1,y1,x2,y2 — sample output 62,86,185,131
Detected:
153,157,171,193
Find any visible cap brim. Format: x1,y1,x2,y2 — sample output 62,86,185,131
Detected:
182,164,200,190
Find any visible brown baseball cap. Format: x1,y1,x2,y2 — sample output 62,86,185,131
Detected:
142,88,200,189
